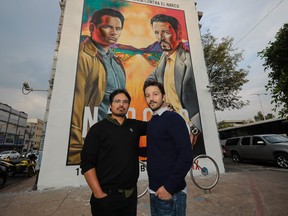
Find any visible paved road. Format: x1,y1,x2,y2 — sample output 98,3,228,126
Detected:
1,158,288,216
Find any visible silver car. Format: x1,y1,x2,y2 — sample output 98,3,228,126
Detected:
0,150,21,160
225,134,288,168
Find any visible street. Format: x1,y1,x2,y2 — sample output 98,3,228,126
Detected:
0,174,36,193
1,157,286,193
0,158,288,216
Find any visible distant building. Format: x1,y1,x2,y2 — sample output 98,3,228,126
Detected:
219,118,288,142
24,119,44,151
0,102,28,152
217,120,248,129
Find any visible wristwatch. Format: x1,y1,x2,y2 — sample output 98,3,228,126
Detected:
189,123,200,136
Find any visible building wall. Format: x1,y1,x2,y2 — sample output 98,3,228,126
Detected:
0,102,28,152
37,0,224,189
23,119,45,151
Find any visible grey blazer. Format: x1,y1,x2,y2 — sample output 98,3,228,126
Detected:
146,43,200,122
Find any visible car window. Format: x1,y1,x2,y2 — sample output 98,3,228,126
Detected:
226,138,240,146
262,135,288,143
252,137,264,145
241,137,250,145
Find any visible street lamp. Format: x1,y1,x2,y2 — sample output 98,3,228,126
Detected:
22,82,48,95
251,93,268,120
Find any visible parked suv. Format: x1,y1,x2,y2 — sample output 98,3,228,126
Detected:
225,134,288,168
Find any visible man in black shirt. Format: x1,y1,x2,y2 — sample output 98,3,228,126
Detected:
81,89,147,216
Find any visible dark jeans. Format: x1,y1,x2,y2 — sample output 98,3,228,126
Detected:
150,191,187,216
90,188,137,216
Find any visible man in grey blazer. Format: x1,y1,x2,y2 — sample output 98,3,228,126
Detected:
146,14,204,154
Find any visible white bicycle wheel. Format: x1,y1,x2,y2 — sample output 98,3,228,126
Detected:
190,154,219,190
137,160,148,198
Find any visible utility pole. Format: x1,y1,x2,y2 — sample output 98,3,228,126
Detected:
251,93,267,120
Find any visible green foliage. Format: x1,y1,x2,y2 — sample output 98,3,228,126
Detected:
217,122,234,129
253,111,274,121
202,32,249,111
254,111,265,121
258,23,288,119
265,113,275,120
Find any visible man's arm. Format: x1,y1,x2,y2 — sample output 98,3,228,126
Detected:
163,114,193,195
138,120,147,157
145,53,167,83
81,124,104,198
69,51,88,159
145,69,158,83
83,168,107,198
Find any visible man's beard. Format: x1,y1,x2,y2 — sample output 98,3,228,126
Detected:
149,100,164,111
113,112,126,117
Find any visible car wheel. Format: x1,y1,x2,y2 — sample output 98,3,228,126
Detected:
275,154,288,168
0,173,7,188
231,152,242,163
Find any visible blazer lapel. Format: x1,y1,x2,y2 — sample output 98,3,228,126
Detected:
174,47,186,98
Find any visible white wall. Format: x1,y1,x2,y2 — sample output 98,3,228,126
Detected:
37,0,86,189
37,0,224,190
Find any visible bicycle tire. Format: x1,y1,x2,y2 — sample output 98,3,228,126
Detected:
190,154,219,190
137,160,148,198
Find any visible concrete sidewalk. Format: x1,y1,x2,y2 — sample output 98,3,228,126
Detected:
0,166,288,216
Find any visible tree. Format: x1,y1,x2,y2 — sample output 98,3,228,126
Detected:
254,111,264,122
258,23,288,119
265,113,275,120
202,32,249,111
253,111,274,121
217,121,234,129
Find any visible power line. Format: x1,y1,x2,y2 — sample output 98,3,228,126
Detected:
234,0,284,47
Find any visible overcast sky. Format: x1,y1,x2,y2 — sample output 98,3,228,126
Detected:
196,0,288,121
0,0,287,122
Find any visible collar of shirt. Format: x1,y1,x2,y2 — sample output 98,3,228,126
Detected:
106,114,127,125
165,50,177,62
153,106,169,116
92,40,114,58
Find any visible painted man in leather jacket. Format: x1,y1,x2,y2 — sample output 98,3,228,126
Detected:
68,8,126,164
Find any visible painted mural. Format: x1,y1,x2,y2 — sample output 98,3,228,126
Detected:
67,0,205,165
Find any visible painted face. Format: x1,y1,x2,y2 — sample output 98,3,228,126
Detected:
90,15,122,48
110,93,130,117
144,85,165,111
152,21,180,52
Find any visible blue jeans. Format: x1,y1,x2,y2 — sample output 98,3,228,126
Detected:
149,191,187,216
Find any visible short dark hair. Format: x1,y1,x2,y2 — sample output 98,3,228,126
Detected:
143,80,165,95
90,8,125,28
150,14,181,37
109,89,131,104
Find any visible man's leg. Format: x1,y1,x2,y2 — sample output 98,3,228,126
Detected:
174,191,187,216
119,188,137,216
149,193,176,216
90,192,127,216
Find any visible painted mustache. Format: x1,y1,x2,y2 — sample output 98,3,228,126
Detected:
159,39,170,46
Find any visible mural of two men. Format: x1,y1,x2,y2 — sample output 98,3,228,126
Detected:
68,6,205,165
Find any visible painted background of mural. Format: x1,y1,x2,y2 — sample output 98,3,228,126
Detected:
67,0,205,165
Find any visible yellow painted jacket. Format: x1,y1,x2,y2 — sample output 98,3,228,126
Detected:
68,37,125,164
